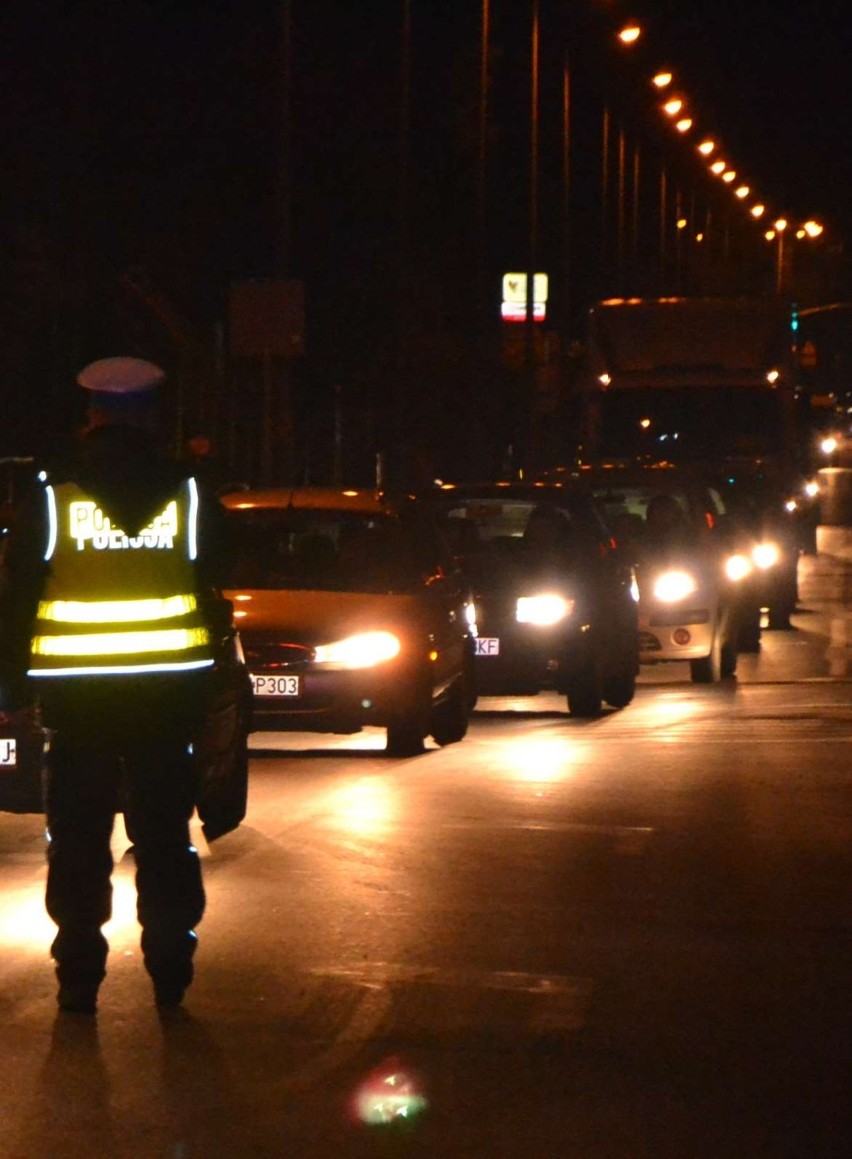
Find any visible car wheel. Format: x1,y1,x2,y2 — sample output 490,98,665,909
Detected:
720,632,738,677
567,660,603,717
690,627,722,684
767,602,795,630
602,665,636,709
430,670,471,747
386,713,426,757
738,606,762,653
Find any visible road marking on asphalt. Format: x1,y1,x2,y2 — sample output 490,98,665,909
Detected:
281,964,595,1090
310,962,596,1035
441,820,654,854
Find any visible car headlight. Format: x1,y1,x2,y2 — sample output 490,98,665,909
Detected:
516,593,574,626
652,569,698,602
464,600,478,635
725,553,753,582
752,541,780,570
314,630,401,668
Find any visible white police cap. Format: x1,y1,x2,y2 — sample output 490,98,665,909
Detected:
76,356,166,394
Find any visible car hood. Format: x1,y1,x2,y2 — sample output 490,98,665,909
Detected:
225,588,429,641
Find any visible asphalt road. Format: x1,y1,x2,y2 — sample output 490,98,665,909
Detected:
1,529,851,1158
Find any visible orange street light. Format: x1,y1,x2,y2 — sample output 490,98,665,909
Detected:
652,71,673,88
722,170,736,183
618,24,641,44
735,185,750,199
663,98,683,116
698,139,715,155
803,220,824,237
710,160,726,174
675,117,692,132
750,204,765,218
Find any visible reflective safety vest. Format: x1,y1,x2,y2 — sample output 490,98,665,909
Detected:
28,477,215,678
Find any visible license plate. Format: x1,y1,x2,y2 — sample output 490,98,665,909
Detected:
1,739,17,768
475,638,500,656
250,674,302,697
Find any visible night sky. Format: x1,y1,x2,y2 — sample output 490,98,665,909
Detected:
2,0,851,478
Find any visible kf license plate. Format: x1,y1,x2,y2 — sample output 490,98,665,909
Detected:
475,638,500,656
250,674,302,698
1,738,17,768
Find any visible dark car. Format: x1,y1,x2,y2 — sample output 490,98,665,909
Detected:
219,487,477,756
421,482,640,717
708,461,813,630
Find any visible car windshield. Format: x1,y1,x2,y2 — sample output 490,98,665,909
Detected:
222,509,428,594
590,484,701,551
434,495,604,587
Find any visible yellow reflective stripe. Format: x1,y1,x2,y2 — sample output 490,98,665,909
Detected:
37,593,198,624
32,627,211,658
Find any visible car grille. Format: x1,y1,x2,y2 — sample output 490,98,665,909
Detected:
242,641,314,670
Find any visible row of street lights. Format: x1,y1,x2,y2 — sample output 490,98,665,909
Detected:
615,18,825,294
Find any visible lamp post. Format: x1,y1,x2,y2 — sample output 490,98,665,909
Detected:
775,218,788,292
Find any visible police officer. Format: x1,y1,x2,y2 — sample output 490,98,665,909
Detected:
0,357,227,1014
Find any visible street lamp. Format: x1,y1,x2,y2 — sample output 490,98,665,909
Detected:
618,24,641,44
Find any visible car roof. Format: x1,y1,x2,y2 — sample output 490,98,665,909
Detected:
569,462,718,493
426,480,593,501
219,487,407,515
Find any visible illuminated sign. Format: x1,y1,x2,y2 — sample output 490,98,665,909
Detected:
501,272,548,323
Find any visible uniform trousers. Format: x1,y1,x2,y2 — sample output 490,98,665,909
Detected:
39,674,210,992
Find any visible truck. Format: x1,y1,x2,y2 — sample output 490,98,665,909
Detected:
577,296,801,466
574,295,813,632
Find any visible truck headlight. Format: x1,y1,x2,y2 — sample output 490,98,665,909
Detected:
752,541,780,570
516,593,574,626
314,630,401,668
652,569,698,602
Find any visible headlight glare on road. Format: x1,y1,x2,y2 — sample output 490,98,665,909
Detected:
752,541,781,570
652,569,698,602
725,553,753,582
516,593,574,626
314,630,401,668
